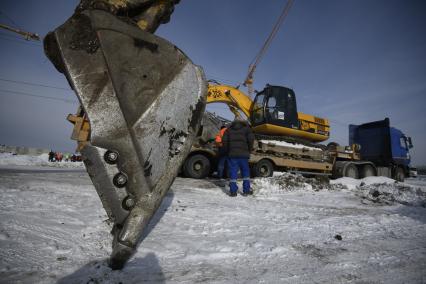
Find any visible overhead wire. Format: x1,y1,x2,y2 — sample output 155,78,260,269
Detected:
0,9,21,29
0,78,72,91
0,34,42,46
0,88,77,104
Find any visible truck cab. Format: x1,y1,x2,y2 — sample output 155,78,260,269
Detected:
349,118,414,181
390,127,413,167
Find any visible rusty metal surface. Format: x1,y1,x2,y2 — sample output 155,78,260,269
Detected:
44,9,206,269
76,0,180,32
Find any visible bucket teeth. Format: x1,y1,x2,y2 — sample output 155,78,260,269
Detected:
44,9,206,268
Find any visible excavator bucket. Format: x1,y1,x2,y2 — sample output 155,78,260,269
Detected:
44,9,206,269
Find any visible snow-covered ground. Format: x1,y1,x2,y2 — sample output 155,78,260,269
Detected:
0,153,84,169
0,156,425,283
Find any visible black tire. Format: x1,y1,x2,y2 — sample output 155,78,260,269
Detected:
253,159,274,178
360,164,376,178
344,163,359,179
183,154,210,179
395,167,405,182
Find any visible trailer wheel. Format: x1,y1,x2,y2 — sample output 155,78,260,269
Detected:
344,163,359,179
253,159,274,177
183,154,210,179
360,164,376,178
395,167,405,182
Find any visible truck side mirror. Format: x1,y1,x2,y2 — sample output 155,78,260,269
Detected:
408,137,413,148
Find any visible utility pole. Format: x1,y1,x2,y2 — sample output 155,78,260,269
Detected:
0,23,40,41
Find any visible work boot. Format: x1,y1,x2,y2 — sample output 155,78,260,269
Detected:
241,190,254,196
229,192,237,197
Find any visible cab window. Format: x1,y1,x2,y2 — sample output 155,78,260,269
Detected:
252,93,265,124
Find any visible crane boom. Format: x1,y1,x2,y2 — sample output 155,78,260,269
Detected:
0,23,40,41
244,0,294,95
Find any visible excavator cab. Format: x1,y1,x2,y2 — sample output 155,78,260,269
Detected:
251,85,299,130
250,85,330,142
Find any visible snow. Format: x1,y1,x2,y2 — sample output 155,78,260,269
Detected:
0,153,84,169
258,140,321,151
331,176,396,190
0,159,425,283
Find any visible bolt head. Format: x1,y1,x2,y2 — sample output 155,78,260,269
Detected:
125,198,135,208
104,150,119,164
113,172,127,188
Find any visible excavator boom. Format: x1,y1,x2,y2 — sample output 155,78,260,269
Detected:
44,1,206,269
207,84,253,118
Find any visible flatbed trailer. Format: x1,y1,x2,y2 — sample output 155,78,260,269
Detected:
181,115,414,182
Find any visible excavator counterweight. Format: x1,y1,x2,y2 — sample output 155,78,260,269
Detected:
44,5,206,269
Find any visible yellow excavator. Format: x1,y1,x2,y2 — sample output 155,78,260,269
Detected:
43,0,328,269
207,83,330,143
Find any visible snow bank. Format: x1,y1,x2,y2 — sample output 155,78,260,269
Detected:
0,153,84,168
355,182,426,207
253,173,426,207
253,173,345,196
331,176,395,190
331,176,426,206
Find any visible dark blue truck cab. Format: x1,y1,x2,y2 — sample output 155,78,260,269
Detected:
349,118,414,181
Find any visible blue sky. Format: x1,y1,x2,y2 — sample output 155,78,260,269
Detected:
0,0,425,165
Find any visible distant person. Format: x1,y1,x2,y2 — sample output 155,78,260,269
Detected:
215,125,228,179
222,118,255,196
48,150,55,162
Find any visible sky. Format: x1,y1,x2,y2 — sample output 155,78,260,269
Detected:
0,0,425,165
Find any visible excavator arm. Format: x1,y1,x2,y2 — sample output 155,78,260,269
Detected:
44,0,207,269
207,84,254,119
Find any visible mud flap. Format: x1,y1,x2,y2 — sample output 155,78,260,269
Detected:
44,9,206,269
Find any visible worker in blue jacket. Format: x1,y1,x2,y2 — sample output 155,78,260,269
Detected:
222,118,255,196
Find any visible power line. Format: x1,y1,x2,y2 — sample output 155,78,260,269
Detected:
0,88,77,104
0,78,72,92
0,10,21,29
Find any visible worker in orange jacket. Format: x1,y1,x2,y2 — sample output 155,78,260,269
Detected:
215,125,228,179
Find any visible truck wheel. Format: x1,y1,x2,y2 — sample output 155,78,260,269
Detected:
344,163,359,179
395,167,405,182
183,154,210,179
253,159,274,178
360,164,376,178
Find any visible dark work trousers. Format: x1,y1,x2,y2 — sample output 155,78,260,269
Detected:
217,155,228,178
228,158,250,193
